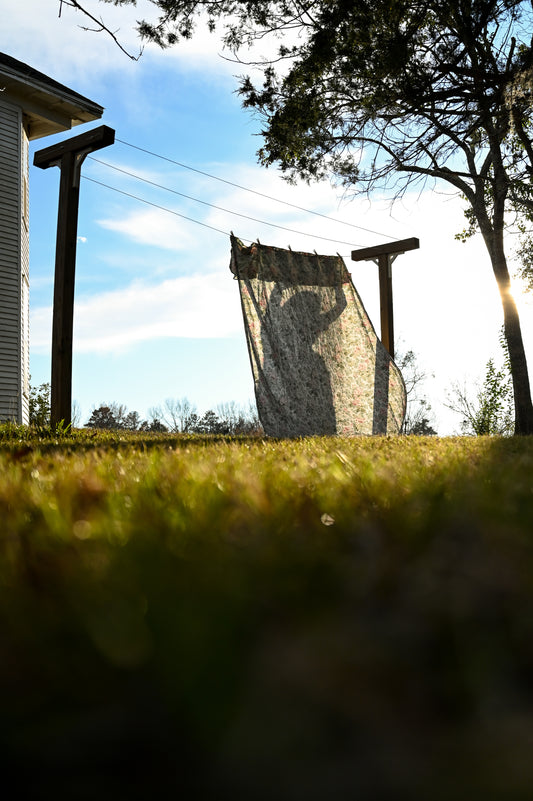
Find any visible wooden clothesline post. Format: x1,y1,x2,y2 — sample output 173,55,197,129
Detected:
34,125,115,427
351,237,420,360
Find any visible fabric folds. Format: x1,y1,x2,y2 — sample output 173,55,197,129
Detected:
230,235,406,437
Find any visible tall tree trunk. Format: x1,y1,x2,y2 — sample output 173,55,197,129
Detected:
483,228,533,434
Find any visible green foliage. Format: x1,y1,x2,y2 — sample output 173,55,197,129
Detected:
454,197,480,243
85,403,142,430
408,410,438,435
2,430,533,797
516,239,533,292
28,380,51,427
140,417,168,432
447,330,514,435
74,1,533,198
471,357,514,435
515,214,533,293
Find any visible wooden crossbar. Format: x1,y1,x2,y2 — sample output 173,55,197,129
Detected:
351,237,420,359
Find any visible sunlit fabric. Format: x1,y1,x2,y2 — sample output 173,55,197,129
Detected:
230,235,406,437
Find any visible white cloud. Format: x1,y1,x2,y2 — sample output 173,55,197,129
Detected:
83,156,513,380
86,157,178,188
96,207,197,251
31,271,242,353
3,0,142,81
2,0,244,87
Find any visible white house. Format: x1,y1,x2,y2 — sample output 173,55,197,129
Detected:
0,52,103,424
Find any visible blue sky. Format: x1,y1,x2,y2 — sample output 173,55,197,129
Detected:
5,0,532,432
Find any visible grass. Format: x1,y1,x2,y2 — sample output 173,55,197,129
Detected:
2,427,533,799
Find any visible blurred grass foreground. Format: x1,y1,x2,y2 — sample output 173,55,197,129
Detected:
2,428,533,799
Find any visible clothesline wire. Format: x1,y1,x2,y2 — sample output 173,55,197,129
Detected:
82,175,355,258
87,157,366,248
114,137,399,242
82,176,229,237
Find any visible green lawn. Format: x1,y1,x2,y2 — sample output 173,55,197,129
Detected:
2,429,533,799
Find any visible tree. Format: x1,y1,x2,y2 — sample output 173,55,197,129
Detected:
196,410,227,434
216,400,263,435
29,381,51,427
147,397,263,434
409,415,439,436
122,410,143,431
149,397,198,433
85,402,142,430
30,381,82,428
65,0,533,433
71,400,82,428
215,401,241,434
140,417,169,432
446,358,514,435
515,218,533,294
85,405,121,430
446,328,514,434
396,348,438,435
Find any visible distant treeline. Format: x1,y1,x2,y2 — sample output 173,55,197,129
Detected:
86,398,263,435
29,383,262,435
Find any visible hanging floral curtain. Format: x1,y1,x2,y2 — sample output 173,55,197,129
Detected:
230,235,406,437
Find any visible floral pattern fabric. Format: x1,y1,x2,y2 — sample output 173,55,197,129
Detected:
230,235,406,437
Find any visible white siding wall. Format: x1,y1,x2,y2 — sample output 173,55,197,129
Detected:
20,127,30,423
0,101,27,423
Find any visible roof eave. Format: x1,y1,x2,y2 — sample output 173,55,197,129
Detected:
0,56,104,140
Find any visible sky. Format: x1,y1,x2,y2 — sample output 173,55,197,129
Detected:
4,0,533,433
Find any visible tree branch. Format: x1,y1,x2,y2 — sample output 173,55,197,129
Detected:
58,0,143,60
